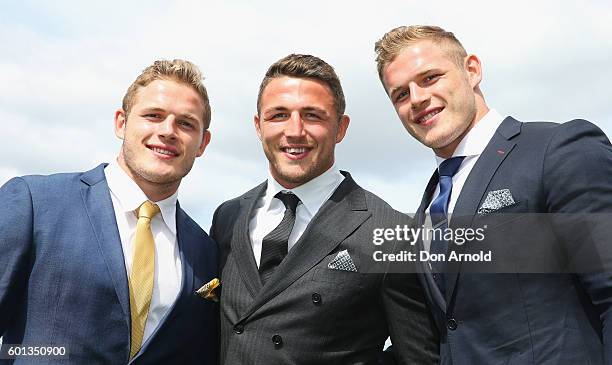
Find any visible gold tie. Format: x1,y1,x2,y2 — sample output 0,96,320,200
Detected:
129,200,160,360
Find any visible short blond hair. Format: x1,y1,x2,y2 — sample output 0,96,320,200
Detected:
122,59,212,129
374,25,467,83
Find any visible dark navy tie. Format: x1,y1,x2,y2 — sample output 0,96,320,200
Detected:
430,156,465,295
259,192,301,285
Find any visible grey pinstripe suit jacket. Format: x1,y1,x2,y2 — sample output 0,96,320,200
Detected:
211,172,439,365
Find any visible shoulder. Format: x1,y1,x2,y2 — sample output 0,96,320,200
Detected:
177,206,218,251
516,118,608,141
213,182,266,220
1,168,97,202
351,179,412,225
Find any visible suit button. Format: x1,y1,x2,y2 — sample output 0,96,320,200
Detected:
447,318,458,331
312,293,322,305
272,334,283,347
233,324,244,334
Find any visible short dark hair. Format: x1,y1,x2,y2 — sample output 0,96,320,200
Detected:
257,54,346,122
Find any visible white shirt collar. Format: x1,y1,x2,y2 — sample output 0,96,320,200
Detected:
265,163,345,217
435,109,504,166
105,159,178,234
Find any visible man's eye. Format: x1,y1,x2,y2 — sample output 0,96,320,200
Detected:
395,90,408,103
304,113,321,120
178,120,194,129
144,113,162,119
424,74,441,83
270,113,289,120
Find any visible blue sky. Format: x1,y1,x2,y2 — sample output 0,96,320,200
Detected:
1,0,611,229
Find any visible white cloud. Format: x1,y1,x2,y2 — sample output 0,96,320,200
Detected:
1,0,611,228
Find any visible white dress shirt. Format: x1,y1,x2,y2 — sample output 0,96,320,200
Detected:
424,109,504,251
249,164,345,267
104,160,182,345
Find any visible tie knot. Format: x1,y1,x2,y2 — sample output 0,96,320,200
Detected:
275,192,301,212
438,156,465,177
137,201,160,219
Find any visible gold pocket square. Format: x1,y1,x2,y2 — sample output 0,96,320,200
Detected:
196,278,220,302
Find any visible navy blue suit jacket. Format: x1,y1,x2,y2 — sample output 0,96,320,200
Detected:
0,164,218,364
415,118,612,365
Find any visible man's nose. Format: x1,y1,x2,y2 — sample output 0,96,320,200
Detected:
410,83,430,110
159,115,179,139
284,112,305,137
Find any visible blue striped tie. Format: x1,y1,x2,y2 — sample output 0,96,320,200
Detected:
430,156,465,295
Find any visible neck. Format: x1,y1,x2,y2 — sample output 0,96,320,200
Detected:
434,95,489,158
116,157,179,202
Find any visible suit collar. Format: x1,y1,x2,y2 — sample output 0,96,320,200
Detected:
416,171,447,313
134,203,196,361
79,163,131,323
231,182,269,298
239,172,370,322
435,109,505,165
81,165,200,362
265,164,345,218
445,116,521,302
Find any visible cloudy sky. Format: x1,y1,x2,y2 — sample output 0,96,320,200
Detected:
1,0,610,229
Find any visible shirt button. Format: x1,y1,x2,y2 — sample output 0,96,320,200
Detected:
272,334,283,347
447,318,458,331
312,293,322,305
233,324,244,334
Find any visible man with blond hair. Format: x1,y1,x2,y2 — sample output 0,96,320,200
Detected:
375,25,612,364
0,59,218,364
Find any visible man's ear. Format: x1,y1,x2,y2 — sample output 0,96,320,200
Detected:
335,115,350,143
464,54,483,88
114,109,127,140
196,130,212,157
254,114,262,141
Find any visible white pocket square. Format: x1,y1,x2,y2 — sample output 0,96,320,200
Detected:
478,189,516,215
328,249,357,272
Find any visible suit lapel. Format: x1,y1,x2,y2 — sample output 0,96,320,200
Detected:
79,164,130,323
446,117,521,302
239,173,371,322
232,182,268,299
416,172,447,313
136,204,195,359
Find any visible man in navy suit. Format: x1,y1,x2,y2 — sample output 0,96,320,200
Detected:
375,25,612,364
0,59,218,364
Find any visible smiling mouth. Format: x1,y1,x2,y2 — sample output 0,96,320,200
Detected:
416,108,443,125
281,146,311,159
148,145,179,157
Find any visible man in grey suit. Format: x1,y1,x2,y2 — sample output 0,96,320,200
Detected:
375,25,612,364
210,54,439,364
0,59,218,364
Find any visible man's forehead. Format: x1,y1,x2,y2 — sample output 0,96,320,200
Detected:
384,41,456,85
261,77,334,104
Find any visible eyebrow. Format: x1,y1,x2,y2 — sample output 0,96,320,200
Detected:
302,106,329,116
142,107,200,123
262,106,329,116
389,68,439,98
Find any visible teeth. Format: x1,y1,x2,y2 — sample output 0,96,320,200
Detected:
285,147,307,154
152,147,175,156
418,109,441,124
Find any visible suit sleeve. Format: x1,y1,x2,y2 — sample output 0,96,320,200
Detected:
380,215,440,364
381,270,440,364
542,119,612,361
0,177,35,334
